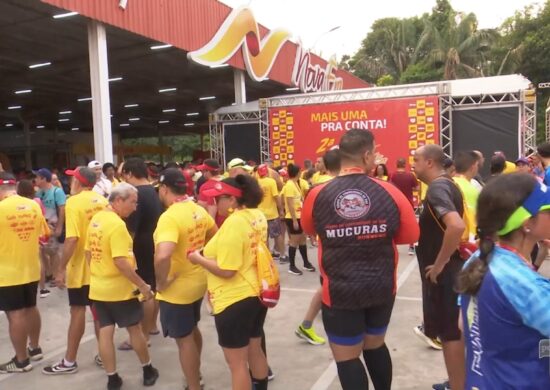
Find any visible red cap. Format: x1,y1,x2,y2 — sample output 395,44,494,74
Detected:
258,164,268,177
0,179,16,185
65,167,94,187
279,169,288,178
196,159,220,172
202,181,242,198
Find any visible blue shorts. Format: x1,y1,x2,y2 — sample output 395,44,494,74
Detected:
160,298,203,339
321,298,395,346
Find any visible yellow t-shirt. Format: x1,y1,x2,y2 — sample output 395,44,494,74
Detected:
503,160,516,174
299,178,310,197
65,190,108,288
281,180,304,219
313,174,333,185
203,208,267,314
257,177,279,220
110,178,121,187
453,176,479,239
86,210,137,302
0,195,46,287
154,200,215,305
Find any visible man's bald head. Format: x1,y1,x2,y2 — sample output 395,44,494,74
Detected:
416,144,446,168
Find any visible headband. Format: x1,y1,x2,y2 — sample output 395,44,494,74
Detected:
498,182,550,236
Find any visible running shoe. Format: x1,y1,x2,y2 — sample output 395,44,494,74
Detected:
432,380,450,390
42,360,78,375
288,265,303,275
268,367,275,381
303,262,316,272
0,357,32,373
413,325,443,350
39,289,51,298
143,365,159,386
107,374,123,390
94,354,103,368
295,325,326,345
278,256,290,264
27,346,43,361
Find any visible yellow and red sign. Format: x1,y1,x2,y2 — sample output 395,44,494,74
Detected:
269,96,439,168
188,7,291,82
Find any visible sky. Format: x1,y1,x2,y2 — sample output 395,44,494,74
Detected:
219,0,542,59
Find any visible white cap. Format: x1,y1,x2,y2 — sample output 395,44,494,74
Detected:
88,160,101,169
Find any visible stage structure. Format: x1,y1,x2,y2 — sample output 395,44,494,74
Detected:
210,75,536,173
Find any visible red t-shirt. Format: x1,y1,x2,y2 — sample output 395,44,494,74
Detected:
389,171,418,205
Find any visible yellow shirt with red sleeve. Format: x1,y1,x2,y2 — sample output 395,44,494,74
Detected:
257,176,279,220
281,180,304,219
154,199,215,305
203,208,267,314
64,190,108,289
86,210,137,302
0,195,47,287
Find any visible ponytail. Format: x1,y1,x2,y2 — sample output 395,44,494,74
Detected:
456,230,495,295
233,174,263,208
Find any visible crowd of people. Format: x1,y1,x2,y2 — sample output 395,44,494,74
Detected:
1,132,550,390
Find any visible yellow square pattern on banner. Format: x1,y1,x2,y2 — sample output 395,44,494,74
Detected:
407,99,437,170
271,110,294,166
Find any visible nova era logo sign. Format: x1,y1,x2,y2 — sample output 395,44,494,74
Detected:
291,45,343,93
188,7,290,82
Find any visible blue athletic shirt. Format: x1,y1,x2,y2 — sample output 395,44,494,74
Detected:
544,166,550,186
460,246,550,389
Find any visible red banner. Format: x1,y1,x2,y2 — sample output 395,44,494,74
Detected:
269,96,439,170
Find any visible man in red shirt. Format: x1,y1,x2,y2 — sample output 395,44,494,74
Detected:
389,157,419,255
196,159,224,227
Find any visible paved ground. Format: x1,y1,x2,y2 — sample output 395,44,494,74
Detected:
2,245,488,390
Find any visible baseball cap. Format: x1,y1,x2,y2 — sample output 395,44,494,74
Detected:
87,160,102,169
515,157,529,165
257,164,269,177
65,167,97,187
202,179,243,198
0,172,16,186
33,168,52,182
196,159,220,172
159,168,187,190
227,158,252,172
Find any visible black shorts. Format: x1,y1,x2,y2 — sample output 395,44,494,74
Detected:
160,298,202,339
68,285,91,306
0,281,38,312
214,297,267,349
93,299,143,329
322,298,395,346
284,218,303,235
420,257,462,342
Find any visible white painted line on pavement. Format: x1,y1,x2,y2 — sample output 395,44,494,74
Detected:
282,287,317,293
310,361,338,390
396,296,422,302
0,333,96,383
310,258,418,390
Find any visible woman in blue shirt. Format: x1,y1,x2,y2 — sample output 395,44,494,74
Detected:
457,173,550,389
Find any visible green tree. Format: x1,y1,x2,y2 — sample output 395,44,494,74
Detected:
415,6,498,80
347,16,425,83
